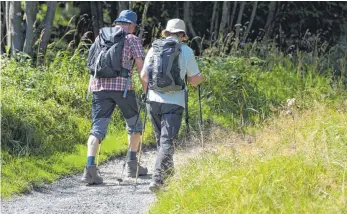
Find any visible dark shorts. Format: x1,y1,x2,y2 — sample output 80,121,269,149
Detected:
90,90,143,141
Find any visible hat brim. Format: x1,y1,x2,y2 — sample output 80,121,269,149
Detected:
114,17,138,26
161,29,189,41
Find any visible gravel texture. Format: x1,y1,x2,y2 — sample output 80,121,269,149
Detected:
1,139,201,214
1,149,158,214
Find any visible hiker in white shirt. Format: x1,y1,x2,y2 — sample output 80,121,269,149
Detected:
140,19,203,192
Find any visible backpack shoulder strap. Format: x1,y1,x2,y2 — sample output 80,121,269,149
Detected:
152,39,164,55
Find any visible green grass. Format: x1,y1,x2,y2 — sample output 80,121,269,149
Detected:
0,51,155,198
150,102,347,213
1,135,126,197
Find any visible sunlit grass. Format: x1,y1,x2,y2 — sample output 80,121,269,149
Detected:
150,102,347,213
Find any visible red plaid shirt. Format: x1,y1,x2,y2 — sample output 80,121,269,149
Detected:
91,32,145,91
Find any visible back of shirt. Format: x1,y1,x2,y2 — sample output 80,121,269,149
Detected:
91,32,145,92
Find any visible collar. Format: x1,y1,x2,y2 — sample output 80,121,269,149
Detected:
166,36,180,43
116,25,130,34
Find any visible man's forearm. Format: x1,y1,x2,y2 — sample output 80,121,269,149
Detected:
139,74,147,92
134,57,146,91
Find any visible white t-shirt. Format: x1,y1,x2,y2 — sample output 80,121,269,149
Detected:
142,37,200,108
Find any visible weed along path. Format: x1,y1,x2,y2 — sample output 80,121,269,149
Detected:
1,142,200,214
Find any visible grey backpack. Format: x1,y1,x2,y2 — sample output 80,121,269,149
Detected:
87,26,129,78
148,39,185,93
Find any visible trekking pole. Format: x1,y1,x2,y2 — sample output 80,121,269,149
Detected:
96,141,102,175
117,137,132,183
198,85,204,149
118,22,147,182
117,102,144,183
135,104,147,186
135,83,149,187
185,79,190,136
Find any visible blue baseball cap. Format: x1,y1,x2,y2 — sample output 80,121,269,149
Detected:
114,10,138,26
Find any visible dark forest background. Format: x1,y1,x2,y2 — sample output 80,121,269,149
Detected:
1,1,347,57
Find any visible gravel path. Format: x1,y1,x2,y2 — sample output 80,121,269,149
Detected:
1,149,157,214
1,142,201,214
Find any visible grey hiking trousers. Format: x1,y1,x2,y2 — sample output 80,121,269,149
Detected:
147,102,184,184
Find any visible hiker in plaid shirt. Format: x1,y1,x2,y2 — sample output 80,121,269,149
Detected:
90,32,145,91
81,10,148,185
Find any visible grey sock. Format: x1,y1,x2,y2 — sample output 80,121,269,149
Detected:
127,151,137,161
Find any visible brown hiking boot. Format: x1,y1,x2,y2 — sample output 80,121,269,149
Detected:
126,159,148,178
149,181,162,193
81,165,103,185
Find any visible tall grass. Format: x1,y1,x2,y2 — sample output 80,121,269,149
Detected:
150,101,347,213
187,55,335,132
150,44,347,213
1,51,90,157
0,50,154,198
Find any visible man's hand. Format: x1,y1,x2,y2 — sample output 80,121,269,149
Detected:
140,93,147,103
137,92,147,107
188,73,204,86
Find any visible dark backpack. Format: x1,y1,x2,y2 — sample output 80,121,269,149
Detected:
148,39,185,93
87,26,129,78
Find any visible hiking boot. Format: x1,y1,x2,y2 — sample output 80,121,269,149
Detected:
81,165,103,185
126,159,148,178
149,181,162,193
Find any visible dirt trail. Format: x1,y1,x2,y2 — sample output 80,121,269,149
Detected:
1,142,201,214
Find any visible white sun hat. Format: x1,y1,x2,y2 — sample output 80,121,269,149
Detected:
161,19,189,40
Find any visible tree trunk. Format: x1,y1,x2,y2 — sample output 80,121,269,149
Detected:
23,1,37,55
118,2,128,15
97,2,103,29
219,1,230,39
235,1,245,40
39,1,56,53
1,1,6,53
5,2,11,53
183,1,197,38
264,1,276,40
229,1,238,32
138,2,150,39
213,2,220,36
175,2,180,18
210,1,218,39
129,2,133,10
8,1,23,55
90,2,99,38
242,1,258,43
110,2,118,22
75,2,92,46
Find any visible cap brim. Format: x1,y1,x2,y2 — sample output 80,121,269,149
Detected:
161,29,189,40
114,17,138,26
